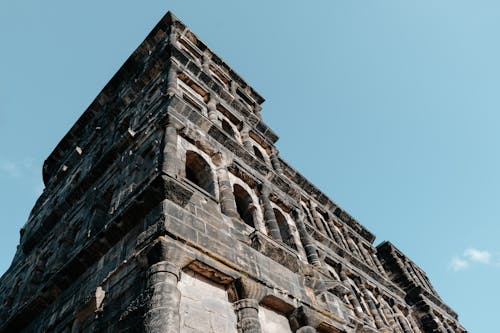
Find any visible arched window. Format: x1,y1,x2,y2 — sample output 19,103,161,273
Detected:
233,184,254,228
273,209,296,250
221,119,236,139
253,146,265,162
185,151,215,195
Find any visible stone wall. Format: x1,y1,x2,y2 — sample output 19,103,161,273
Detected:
0,11,467,333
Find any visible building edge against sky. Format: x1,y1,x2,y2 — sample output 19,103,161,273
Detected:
0,11,466,333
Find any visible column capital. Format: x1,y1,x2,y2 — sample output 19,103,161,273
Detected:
148,261,180,281
233,298,260,311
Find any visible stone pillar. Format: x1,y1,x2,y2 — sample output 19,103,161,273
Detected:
202,52,211,73
213,153,239,218
358,242,377,268
379,297,398,332
364,294,385,329
370,248,388,277
259,184,282,241
309,201,328,235
345,234,362,257
207,96,220,125
333,222,350,249
253,104,262,120
393,306,412,333
270,149,283,174
161,119,178,177
241,124,253,151
391,250,414,283
144,261,181,333
169,28,179,48
294,209,321,267
166,62,178,97
339,271,365,319
324,215,341,245
234,298,262,333
297,326,317,333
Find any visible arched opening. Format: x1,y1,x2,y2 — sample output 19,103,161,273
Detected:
185,151,215,195
273,209,296,250
221,119,236,139
233,184,255,228
253,146,265,162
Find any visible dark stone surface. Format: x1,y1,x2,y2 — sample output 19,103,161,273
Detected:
0,11,466,333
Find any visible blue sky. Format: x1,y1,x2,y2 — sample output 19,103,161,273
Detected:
1,1,498,331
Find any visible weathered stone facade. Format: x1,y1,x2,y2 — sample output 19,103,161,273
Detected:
0,12,466,333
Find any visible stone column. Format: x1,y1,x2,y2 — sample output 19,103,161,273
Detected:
339,271,365,319
202,52,211,73
253,104,263,120
378,297,398,332
213,153,239,218
370,248,388,277
166,62,178,97
345,234,362,258
270,149,283,174
391,250,414,283
207,96,220,125
234,298,262,333
144,261,181,333
161,119,178,177
364,294,385,329
358,242,377,268
294,209,321,267
297,326,317,333
393,306,412,333
259,184,282,241
309,201,328,235
327,221,348,249
169,29,179,48
241,124,254,151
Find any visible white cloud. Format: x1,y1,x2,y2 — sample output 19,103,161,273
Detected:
450,257,469,271
0,157,39,179
0,161,20,178
450,248,496,272
464,248,492,264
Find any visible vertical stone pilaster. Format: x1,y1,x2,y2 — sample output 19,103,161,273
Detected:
370,248,387,277
270,149,283,174
213,154,239,218
294,209,321,267
202,52,211,73
144,261,181,333
345,234,362,257
162,120,178,177
358,242,377,268
241,124,253,151
253,104,262,120
166,62,178,97
339,271,365,319
207,96,220,125
234,298,262,333
364,295,385,329
327,219,348,249
259,184,282,241
393,306,412,333
309,201,328,235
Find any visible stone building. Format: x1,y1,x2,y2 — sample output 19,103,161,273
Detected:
0,12,466,333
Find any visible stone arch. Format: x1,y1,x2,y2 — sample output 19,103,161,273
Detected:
221,119,237,138
273,208,297,250
233,184,255,228
185,150,215,195
227,173,265,233
253,145,265,162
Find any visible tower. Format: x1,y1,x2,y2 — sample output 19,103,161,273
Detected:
0,11,466,333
